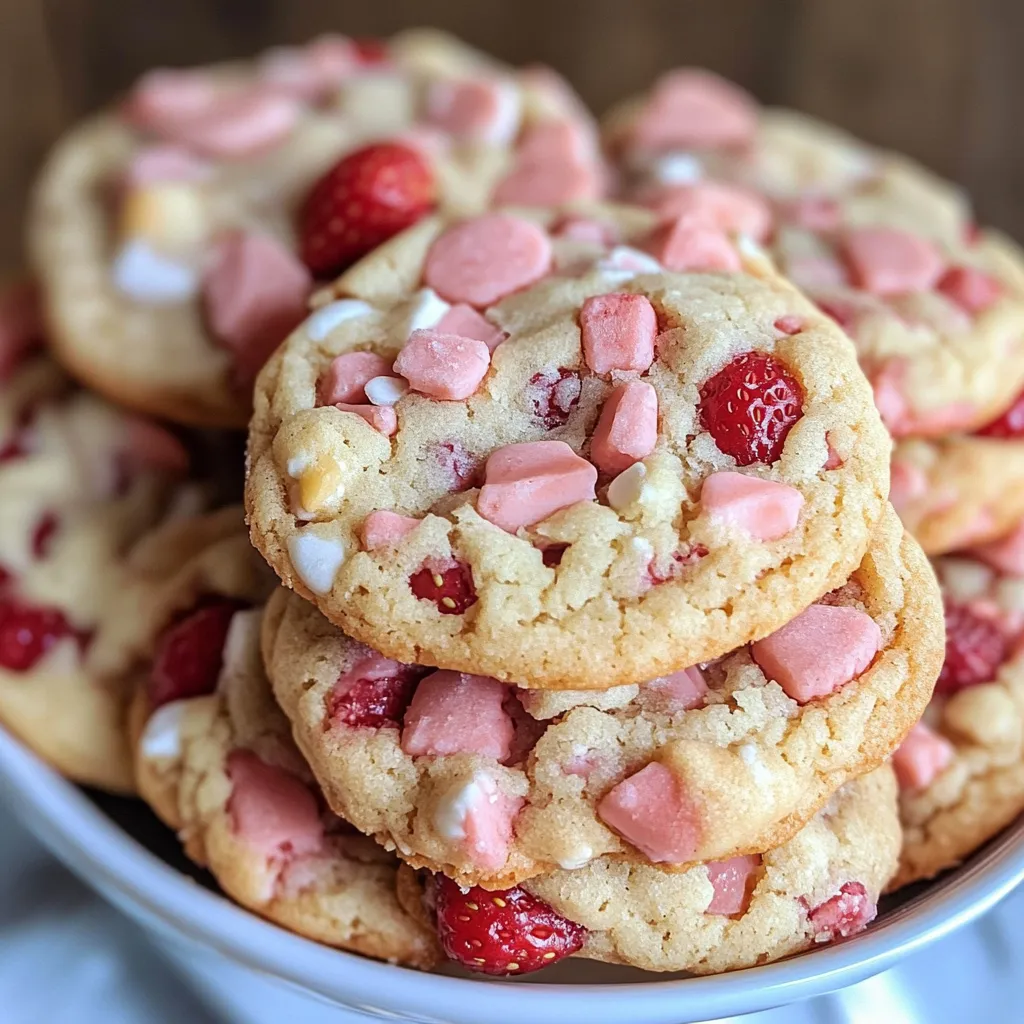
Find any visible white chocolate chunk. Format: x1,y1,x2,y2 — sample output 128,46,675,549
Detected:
400,287,451,340
304,299,375,341
140,701,188,761
287,532,346,594
112,240,199,302
607,462,648,511
595,245,664,284
557,844,594,870
649,151,702,185
433,771,496,840
364,375,410,406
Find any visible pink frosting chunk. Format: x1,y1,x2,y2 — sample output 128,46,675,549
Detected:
123,144,211,186
258,35,356,103
937,266,1003,314
640,666,708,713
598,761,701,863
644,182,772,243
751,604,882,704
579,293,657,375
334,403,397,436
706,855,761,916
701,472,804,541
225,749,324,858
436,304,507,351
320,351,394,406
892,723,954,791
423,213,552,307
169,91,300,159
122,68,222,129
394,329,490,400
202,231,311,387
424,76,515,141
645,218,741,273
477,440,597,532
461,775,523,872
968,520,1024,575
841,227,945,296
493,159,601,208
401,671,514,759
808,881,876,942
590,381,659,475
361,510,421,550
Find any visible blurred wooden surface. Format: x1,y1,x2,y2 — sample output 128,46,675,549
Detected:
3,0,1020,271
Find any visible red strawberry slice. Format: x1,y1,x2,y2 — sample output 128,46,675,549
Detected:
147,599,245,709
299,143,436,278
936,602,1008,694
0,599,83,672
327,659,426,729
409,561,477,615
975,388,1024,439
698,351,803,466
434,876,586,976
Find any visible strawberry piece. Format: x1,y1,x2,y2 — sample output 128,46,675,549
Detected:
327,670,422,729
430,440,480,490
0,567,10,590
0,599,81,672
409,561,477,615
147,600,245,709
936,602,1008,694
975,388,1024,439
808,881,875,943
527,368,582,429
698,351,803,466
299,143,436,278
646,545,708,588
31,513,58,559
434,876,586,976
352,38,389,64
540,542,569,567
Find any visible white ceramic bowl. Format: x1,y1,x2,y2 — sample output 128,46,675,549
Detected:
3,725,1023,1024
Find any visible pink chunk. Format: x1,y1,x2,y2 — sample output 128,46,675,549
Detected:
640,666,708,713
477,440,597,532
968,520,1024,575
842,227,946,296
517,118,594,165
774,315,804,336
751,604,882,704
579,293,657,375
123,145,211,186
872,362,979,438
888,459,929,510
122,68,222,130
779,196,841,233
631,69,758,152
424,77,515,141
393,329,490,400
361,510,421,550
259,35,356,102
0,280,42,382
554,217,619,246
320,351,393,406
644,182,773,243
424,213,553,307
493,159,601,208
436,304,507,351
462,778,523,872
122,416,190,475
401,671,513,759
597,761,701,863
645,219,741,273
590,381,659,475
936,266,1003,314
701,472,804,541
808,881,876,943
892,723,954,791
226,749,324,859
788,255,849,291
163,91,300,159
202,231,312,387
335,403,397,436
706,855,761,916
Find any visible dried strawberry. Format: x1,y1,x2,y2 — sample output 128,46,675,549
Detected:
527,368,582,429
434,876,586,975
299,143,436,278
541,543,569,567
698,351,803,465
327,670,422,729
31,514,58,559
936,602,1008,694
808,881,875,943
147,600,245,709
409,561,477,615
352,38,389,64
0,600,81,672
975,388,1024,439
936,266,1003,314
430,441,480,490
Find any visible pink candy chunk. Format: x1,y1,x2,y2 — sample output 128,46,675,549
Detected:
645,182,773,243
780,196,841,233
888,459,929,510
554,217,619,246
462,778,523,872
590,380,659,475
202,231,312,387
701,472,804,541
477,440,597,533
393,329,490,400
579,293,657,375
122,68,222,129
808,881,876,943
123,145,211,186
166,91,300,159
423,213,553,307
937,266,1003,314
872,362,979,437
641,666,708,713
360,510,421,550
706,855,761,916
892,723,954,791
226,749,324,859
841,227,946,296
259,35,356,102
969,519,1024,575
436,304,507,351
424,76,516,142
335,403,397,436
597,761,701,863
320,351,393,406
645,218,741,273
401,671,514,759
751,604,882,704
493,158,602,208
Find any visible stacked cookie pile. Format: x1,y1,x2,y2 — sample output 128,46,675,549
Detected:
5,28,1019,980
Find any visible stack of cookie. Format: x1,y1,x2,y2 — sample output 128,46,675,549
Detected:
9,29,1020,981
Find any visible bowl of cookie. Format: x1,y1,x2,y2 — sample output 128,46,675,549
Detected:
4,26,1024,1024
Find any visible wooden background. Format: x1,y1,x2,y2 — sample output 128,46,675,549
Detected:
4,0,1021,272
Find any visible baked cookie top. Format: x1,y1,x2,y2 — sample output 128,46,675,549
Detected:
262,505,940,889
604,69,1024,439
247,208,890,689
893,550,1024,887
29,30,604,427
132,595,439,968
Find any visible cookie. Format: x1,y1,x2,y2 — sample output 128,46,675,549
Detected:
246,208,891,690
604,69,1024,438
132,598,439,968
28,31,604,427
263,504,940,890
893,551,1024,887
0,285,196,791
396,766,899,975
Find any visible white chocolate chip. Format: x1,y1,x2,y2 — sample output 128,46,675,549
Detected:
649,151,702,185
286,454,311,478
595,245,663,285
287,532,346,594
738,742,772,788
736,233,774,274
112,240,199,303
140,701,188,761
364,375,410,406
304,299,375,341
607,462,648,511
434,771,496,840
940,558,993,602
557,844,594,871
480,79,522,145
400,287,451,340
